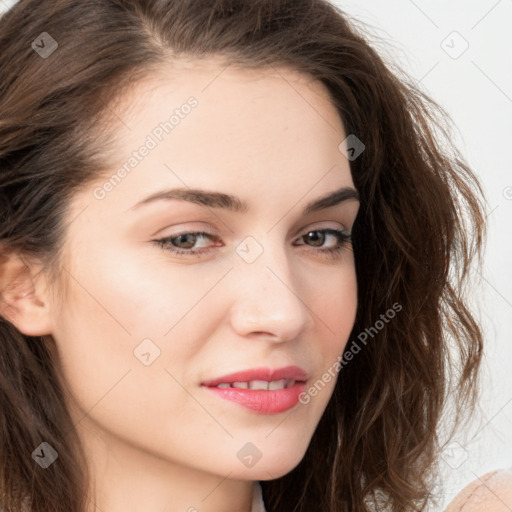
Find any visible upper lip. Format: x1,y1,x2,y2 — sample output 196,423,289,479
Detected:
201,365,308,387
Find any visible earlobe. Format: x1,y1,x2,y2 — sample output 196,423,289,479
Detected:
0,251,53,336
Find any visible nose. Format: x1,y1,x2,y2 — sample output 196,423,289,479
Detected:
228,239,315,342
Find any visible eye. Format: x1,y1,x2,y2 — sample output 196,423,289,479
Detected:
151,228,351,258
152,231,220,257
294,228,352,259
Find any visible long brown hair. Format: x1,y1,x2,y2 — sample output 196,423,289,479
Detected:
0,1,486,511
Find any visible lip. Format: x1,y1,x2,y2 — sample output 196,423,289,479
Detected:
201,365,308,415
201,365,308,387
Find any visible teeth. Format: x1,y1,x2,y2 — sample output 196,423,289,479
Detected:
268,379,287,390
215,379,296,390
249,380,269,390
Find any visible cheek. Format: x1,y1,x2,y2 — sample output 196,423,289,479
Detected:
323,273,357,332
50,242,220,400
49,250,206,458
58,240,207,339
303,264,357,402
313,260,358,349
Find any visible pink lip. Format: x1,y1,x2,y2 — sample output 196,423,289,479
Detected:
201,365,308,387
201,365,308,415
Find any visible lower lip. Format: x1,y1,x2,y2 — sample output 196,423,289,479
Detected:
202,381,307,414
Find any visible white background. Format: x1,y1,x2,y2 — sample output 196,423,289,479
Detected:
1,0,511,509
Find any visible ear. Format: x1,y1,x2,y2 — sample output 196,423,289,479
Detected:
0,250,53,336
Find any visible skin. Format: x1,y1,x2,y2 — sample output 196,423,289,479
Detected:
2,60,360,512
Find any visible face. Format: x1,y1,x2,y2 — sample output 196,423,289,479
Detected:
47,59,359,485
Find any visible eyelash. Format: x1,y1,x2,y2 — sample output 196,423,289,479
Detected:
152,228,352,260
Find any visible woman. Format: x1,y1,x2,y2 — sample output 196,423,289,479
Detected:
0,0,508,511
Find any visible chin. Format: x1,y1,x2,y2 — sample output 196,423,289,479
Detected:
235,440,309,480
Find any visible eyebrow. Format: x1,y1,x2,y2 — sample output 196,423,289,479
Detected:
129,185,359,215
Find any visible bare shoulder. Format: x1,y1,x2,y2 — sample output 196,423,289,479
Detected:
446,468,512,512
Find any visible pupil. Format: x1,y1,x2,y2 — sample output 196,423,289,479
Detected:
307,231,323,247
177,234,195,248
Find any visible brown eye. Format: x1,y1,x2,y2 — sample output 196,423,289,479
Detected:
303,230,325,247
152,231,219,256
173,233,200,249
295,228,352,259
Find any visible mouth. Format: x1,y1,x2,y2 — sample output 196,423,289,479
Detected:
211,378,299,390
201,365,308,414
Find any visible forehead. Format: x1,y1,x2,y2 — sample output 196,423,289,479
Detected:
108,57,346,159
77,58,354,217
